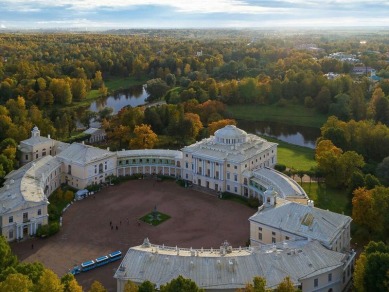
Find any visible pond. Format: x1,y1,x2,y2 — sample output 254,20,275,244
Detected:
237,120,321,149
88,85,148,114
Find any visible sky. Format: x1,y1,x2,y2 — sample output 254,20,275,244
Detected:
0,0,388,30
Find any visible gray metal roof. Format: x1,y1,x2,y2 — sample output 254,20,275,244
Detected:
20,135,53,147
182,134,276,163
249,198,352,248
56,143,115,165
0,156,60,215
114,239,346,290
249,167,308,199
117,149,183,160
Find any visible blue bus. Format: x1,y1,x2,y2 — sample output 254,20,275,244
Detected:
95,255,109,267
69,250,122,275
108,250,122,262
81,260,96,271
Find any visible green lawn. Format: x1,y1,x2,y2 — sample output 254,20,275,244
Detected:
139,211,171,226
105,76,147,91
263,136,317,171
301,182,351,215
228,104,327,128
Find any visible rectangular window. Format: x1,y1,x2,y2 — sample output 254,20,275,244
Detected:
25,154,28,160
38,209,41,216
314,278,318,287
227,185,230,191
272,237,276,243
185,174,188,179
186,162,188,168
227,164,230,167
234,174,238,181
234,166,237,169
9,216,13,223
9,230,13,239
258,227,262,231
186,154,188,157
258,233,262,240
227,172,230,179
23,212,28,222
234,187,237,193
328,273,332,282
272,231,276,236
285,236,290,240
215,171,219,179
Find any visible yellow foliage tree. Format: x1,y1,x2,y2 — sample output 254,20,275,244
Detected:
0,273,33,292
88,281,107,292
35,269,63,292
129,124,158,149
208,119,236,135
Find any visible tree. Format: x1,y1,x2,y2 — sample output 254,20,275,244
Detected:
237,276,267,292
315,86,331,114
208,119,236,135
0,273,33,292
275,276,296,292
124,280,139,292
352,187,374,233
160,275,204,292
34,269,63,292
88,281,107,292
355,241,389,292
138,280,156,292
353,253,367,292
146,78,169,101
61,274,82,292
0,236,17,272
71,78,87,101
49,79,72,105
130,124,158,149
377,156,389,186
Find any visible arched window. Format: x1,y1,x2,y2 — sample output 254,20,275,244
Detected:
99,163,103,173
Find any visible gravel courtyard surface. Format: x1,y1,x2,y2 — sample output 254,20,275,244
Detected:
11,179,255,291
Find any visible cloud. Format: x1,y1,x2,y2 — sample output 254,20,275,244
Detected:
1,24,6,28
1,0,291,14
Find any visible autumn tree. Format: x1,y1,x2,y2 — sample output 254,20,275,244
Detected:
208,119,236,135
275,276,296,292
34,269,63,292
130,124,158,149
61,274,82,292
237,276,267,292
88,281,107,292
0,273,33,292
160,275,204,292
146,78,169,102
354,241,389,292
124,280,139,292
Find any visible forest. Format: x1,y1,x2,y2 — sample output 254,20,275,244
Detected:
1,29,389,291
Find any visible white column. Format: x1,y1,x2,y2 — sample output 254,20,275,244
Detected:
202,160,205,176
219,164,222,180
20,226,23,239
16,225,19,239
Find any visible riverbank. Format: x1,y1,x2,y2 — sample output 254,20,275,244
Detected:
67,76,148,110
228,104,327,129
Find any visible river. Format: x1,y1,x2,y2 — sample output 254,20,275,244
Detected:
84,86,320,148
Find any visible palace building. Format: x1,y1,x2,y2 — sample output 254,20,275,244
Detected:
0,125,355,290
1,125,308,241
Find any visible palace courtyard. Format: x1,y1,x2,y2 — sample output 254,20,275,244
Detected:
11,179,255,291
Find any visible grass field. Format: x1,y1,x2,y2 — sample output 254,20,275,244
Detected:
262,136,317,171
301,182,351,215
228,104,327,128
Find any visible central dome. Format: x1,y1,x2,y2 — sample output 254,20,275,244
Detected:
214,125,247,145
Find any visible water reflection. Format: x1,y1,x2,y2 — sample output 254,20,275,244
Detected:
237,120,320,149
88,85,148,114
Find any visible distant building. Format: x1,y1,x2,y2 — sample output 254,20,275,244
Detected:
352,66,376,75
82,127,106,144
